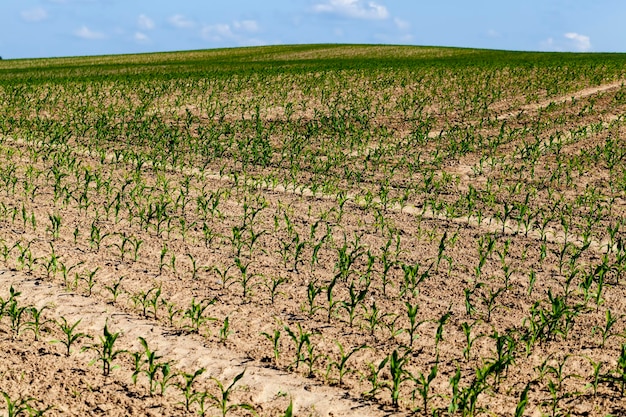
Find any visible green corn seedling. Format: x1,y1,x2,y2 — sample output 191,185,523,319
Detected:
177,367,206,412
326,341,368,386
53,316,91,357
205,370,255,417
83,321,127,376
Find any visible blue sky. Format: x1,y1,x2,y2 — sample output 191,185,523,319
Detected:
1,0,624,59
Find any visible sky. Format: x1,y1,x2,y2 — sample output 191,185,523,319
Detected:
1,0,625,59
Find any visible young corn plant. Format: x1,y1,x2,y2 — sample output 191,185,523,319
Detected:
339,280,369,327
52,317,92,357
104,276,124,304
25,305,51,341
261,328,281,367
461,321,483,362
6,296,29,340
214,265,235,290
131,285,162,319
383,349,413,408
405,301,428,348
592,309,622,348
111,232,131,262
450,364,490,417
284,323,314,371
80,267,99,296
303,338,323,378
1,391,51,417
325,276,340,323
435,231,452,272
361,301,390,337
364,356,389,399
40,243,60,279
219,316,232,344
83,321,127,376
486,331,517,390
184,298,217,334
603,344,626,396
59,261,84,291
89,220,110,251
135,336,172,396
412,359,438,414
325,341,368,386
304,280,323,317
434,309,452,353
234,257,259,300
477,283,507,323
205,370,255,417
263,277,289,304
400,261,431,298
187,253,199,281
177,367,206,413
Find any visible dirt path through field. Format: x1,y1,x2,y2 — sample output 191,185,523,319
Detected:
0,269,386,417
421,80,626,140
496,80,624,121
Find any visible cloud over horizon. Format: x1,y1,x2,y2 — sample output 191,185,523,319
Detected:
21,7,49,23
134,32,149,43
541,32,592,52
169,14,195,29
201,19,260,43
2,1,622,60
312,0,389,20
393,17,409,31
74,25,106,40
233,20,259,33
138,14,155,31
564,32,591,52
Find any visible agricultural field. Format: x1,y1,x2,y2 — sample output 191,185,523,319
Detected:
1,44,626,416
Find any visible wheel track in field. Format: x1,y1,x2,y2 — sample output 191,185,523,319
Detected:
437,80,626,171
366,80,626,144
495,80,625,121
0,269,385,417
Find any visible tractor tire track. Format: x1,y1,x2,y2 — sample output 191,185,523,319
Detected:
0,269,384,417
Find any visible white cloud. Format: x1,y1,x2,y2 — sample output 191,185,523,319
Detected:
21,7,48,22
564,32,591,52
393,18,409,31
169,14,195,29
201,24,234,42
134,32,149,42
487,29,500,38
201,20,261,42
313,0,389,20
74,25,106,40
138,14,154,30
233,20,259,33
540,37,555,49
246,38,267,46
541,32,592,52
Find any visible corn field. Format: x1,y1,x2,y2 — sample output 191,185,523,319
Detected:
1,44,626,416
